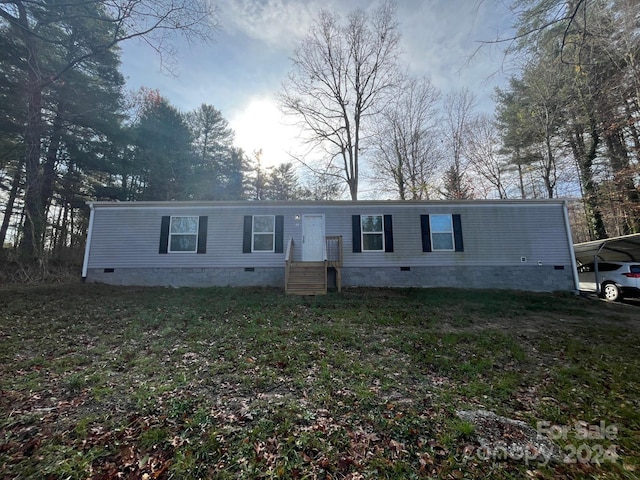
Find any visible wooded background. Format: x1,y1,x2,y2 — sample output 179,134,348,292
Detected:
1,0,638,268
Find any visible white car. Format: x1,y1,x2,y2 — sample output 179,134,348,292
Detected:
577,261,640,301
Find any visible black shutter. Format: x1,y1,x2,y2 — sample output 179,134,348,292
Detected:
242,216,252,253
383,214,394,252
420,215,431,252
197,216,208,254
352,215,361,253
453,214,464,252
274,215,284,253
159,216,170,254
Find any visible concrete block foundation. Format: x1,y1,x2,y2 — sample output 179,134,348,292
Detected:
86,264,575,292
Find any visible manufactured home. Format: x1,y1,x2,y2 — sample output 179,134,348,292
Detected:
82,200,579,294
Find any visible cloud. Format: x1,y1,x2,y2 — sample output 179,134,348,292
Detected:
216,0,397,52
217,0,318,51
118,0,514,163
396,0,513,111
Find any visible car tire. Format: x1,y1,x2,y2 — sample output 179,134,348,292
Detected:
601,283,622,302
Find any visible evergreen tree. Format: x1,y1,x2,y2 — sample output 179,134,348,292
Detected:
502,0,640,238
0,2,127,254
0,0,216,260
267,163,302,201
441,165,472,200
187,104,244,200
132,91,194,201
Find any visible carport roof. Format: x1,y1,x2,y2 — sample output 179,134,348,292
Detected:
574,233,640,264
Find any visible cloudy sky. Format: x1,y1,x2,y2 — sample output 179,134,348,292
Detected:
119,0,515,169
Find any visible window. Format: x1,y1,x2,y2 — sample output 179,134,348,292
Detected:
242,215,284,254
159,216,207,254
169,216,199,252
252,215,275,252
361,215,384,251
421,214,463,253
352,215,393,253
430,214,454,251
599,262,623,272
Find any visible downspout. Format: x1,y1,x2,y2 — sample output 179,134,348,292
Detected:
563,201,580,293
81,203,95,280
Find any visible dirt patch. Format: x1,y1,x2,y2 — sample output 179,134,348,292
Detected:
457,409,559,464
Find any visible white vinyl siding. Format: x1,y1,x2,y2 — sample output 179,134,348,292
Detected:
85,200,574,270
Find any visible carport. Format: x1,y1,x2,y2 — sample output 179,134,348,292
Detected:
573,233,640,294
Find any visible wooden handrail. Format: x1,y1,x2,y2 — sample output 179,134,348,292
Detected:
285,237,294,289
325,235,343,267
325,235,343,292
323,235,328,261
285,236,294,262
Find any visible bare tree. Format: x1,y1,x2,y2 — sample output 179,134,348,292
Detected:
372,77,442,199
0,0,218,260
298,164,348,201
278,1,402,200
440,88,476,199
466,114,513,199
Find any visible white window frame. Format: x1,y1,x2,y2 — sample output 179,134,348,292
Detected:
252,215,275,252
430,214,454,251
361,214,385,252
168,216,199,253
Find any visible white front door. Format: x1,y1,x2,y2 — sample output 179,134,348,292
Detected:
302,214,325,261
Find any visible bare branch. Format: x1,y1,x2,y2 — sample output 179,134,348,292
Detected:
278,0,401,200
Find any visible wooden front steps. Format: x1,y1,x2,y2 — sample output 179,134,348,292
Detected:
285,261,327,295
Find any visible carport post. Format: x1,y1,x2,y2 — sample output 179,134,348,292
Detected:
563,201,580,293
593,241,608,296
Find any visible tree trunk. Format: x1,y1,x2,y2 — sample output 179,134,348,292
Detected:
517,162,526,199
348,177,358,200
20,79,46,260
624,100,640,164
569,124,607,240
604,129,640,234
543,134,555,198
51,201,64,253
15,3,46,261
0,159,24,252
41,101,65,216
344,147,358,200
59,199,70,252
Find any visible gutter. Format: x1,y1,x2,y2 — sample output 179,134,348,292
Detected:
81,203,95,280
562,201,580,293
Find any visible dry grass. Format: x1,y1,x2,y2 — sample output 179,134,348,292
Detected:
0,284,638,479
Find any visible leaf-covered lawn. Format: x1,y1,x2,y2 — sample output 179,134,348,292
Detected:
0,284,638,479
